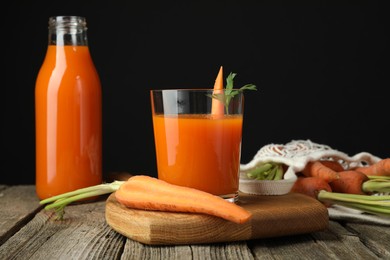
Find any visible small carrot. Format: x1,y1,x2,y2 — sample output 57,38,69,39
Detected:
290,177,333,207
319,160,344,172
301,161,340,182
289,175,390,215
353,158,390,177
115,175,252,224
211,66,225,116
329,170,369,195
290,176,333,201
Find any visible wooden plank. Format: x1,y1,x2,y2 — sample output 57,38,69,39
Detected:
0,198,125,259
191,242,255,259
105,192,328,245
121,238,255,259
247,220,385,260
311,221,380,259
345,222,390,259
122,239,194,259
249,235,332,260
0,185,42,246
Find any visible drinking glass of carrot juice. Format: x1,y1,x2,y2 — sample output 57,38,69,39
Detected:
150,89,244,202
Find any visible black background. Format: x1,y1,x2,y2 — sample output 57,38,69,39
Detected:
2,1,387,184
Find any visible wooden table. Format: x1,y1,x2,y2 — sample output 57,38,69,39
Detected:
1,184,389,259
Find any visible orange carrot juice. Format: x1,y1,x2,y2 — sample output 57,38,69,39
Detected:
35,45,102,200
152,114,243,198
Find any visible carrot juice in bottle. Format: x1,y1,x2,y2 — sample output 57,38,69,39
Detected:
35,16,102,200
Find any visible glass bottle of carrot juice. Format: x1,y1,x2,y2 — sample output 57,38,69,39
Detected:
35,16,102,200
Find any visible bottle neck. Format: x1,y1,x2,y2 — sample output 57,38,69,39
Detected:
48,16,88,46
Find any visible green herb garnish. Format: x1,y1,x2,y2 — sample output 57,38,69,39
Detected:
208,72,257,114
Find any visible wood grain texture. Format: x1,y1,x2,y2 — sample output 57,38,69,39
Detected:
1,185,389,259
0,185,42,246
0,198,125,260
105,192,329,245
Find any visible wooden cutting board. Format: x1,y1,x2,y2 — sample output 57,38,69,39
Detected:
105,192,329,245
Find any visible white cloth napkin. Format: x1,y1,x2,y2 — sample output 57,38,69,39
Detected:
328,205,390,226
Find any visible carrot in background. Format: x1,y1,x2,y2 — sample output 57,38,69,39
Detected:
301,161,340,182
290,176,333,205
211,66,225,116
115,175,252,224
329,170,369,195
353,158,390,177
319,160,344,172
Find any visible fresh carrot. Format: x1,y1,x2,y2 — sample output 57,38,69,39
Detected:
353,158,390,177
40,174,390,220
301,161,340,182
290,176,332,201
290,175,390,215
319,160,344,172
329,170,369,195
115,175,252,224
211,66,225,116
